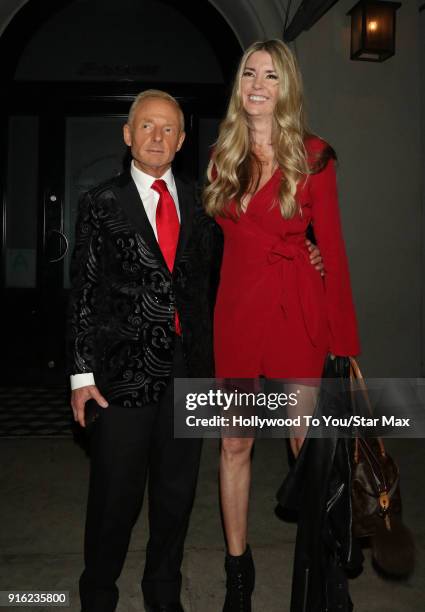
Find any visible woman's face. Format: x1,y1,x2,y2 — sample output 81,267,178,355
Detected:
240,50,280,118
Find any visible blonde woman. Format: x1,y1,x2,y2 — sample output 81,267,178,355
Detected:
204,40,360,611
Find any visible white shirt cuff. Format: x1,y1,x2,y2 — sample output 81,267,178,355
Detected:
70,373,95,390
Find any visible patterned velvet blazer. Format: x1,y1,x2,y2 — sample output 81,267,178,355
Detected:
67,171,223,408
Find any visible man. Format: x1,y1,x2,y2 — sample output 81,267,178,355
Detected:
68,89,323,612
68,90,221,612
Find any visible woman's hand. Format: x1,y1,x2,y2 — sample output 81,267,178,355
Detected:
306,239,324,276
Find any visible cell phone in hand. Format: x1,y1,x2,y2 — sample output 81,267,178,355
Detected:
84,398,102,429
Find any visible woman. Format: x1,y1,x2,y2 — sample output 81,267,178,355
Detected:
203,40,360,610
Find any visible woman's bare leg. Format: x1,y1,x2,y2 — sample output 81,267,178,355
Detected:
287,384,319,458
220,436,255,555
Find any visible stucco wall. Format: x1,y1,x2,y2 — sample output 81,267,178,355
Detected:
292,0,421,376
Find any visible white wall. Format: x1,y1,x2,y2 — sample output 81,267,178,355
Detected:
209,0,286,47
293,0,422,376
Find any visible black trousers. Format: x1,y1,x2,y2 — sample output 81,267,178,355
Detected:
79,339,202,611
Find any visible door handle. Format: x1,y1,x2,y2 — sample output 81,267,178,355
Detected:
47,229,69,263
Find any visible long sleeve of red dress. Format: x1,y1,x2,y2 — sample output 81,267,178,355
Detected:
308,139,360,357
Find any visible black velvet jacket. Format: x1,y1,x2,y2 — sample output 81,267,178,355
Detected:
67,171,223,408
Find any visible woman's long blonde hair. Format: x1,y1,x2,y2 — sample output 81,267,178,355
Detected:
204,39,312,219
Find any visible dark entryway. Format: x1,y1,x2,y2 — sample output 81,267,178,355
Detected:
0,0,241,388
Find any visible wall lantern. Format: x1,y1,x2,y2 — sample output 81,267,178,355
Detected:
347,1,401,62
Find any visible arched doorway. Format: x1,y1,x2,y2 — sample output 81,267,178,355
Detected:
0,0,241,387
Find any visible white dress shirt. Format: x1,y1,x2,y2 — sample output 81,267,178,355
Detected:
130,161,180,236
70,161,180,391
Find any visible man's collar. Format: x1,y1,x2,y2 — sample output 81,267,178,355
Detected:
130,160,174,193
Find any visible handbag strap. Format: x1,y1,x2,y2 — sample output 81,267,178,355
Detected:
349,357,386,460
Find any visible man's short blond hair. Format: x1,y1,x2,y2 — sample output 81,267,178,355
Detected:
127,89,185,131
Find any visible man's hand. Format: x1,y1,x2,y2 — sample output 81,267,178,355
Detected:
306,239,324,276
71,385,108,428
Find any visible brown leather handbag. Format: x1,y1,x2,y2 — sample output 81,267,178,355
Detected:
349,358,415,577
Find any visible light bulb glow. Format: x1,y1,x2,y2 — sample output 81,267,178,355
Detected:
368,20,378,32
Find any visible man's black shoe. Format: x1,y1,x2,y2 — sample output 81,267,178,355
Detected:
144,603,184,612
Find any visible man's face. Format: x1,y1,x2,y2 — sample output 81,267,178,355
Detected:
123,97,185,177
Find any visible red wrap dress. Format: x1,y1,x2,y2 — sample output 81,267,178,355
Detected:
214,137,360,379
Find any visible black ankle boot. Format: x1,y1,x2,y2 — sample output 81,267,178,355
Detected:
223,545,255,612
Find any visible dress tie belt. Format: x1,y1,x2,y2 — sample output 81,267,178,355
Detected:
268,240,320,347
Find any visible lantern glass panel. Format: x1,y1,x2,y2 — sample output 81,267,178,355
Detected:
364,4,394,52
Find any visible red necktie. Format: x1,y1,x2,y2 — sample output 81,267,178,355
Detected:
151,179,181,334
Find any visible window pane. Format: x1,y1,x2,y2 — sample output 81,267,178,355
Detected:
6,116,38,288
